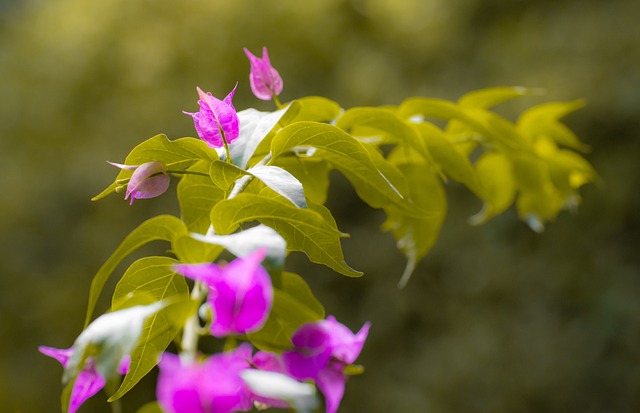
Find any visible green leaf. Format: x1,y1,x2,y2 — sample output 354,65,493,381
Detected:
210,193,361,277
109,297,197,401
383,148,447,287
288,96,342,123
517,100,590,152
248,272,325,352
177,160,225,234
112,257,187,307
469,152,517,225
84,215,188,327
335,107,429,157
271,122,416,214
414,122,478,192
93,135,216,201
270,156,330,205
398,98,528,151
209,160,248,193
458,86,542,109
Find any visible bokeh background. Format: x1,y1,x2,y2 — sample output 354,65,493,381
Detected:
1,0,639,411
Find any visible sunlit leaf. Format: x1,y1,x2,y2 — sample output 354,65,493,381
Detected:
458,86,542,109
383,148,447,287
271,122,418,214
469,152,516,225
288,96,342,123
517,100,589,152
270,156,330,205
210,193,361,277
84,215,189,327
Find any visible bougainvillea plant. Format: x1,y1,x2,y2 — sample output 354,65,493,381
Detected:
41,47,596,413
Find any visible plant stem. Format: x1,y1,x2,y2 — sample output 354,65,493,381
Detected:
180,281,207,362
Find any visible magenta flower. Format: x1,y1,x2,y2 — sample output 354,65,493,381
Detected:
39,346,129,413
244,47,283,100
173,249,273,337
157,345,253,413
108,160,170,205
281,316,371,413
184,85,240,148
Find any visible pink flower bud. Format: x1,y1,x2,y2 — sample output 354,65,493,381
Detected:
244,47,283,100
108,160,170,205
183,85,240,148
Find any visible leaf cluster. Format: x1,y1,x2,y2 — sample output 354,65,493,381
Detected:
80,87,594,409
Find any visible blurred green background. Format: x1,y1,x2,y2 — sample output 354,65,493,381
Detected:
1,0,639,411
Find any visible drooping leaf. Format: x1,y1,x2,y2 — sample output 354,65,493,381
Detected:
93,135,216,201
247,165,307,208
210,193,361,277
468,152,516,225
248,272,325,352
383,148,447,287
84,215,189,327
517,100,590,152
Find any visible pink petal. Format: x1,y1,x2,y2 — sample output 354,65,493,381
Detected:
316,362,347,413
245,47,283,100
68,369,106,413
39,346,73,367
322,316,371,365
125,161,170,204
157,353,205,413
173,263,222,287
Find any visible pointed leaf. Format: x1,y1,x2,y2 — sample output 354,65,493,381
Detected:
458,86,542,109
517,100,589,152
383,148,447,287
136,402,164,413
271,122,417,214
335,107,429,158
211,193,361,277
84,215,188,327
